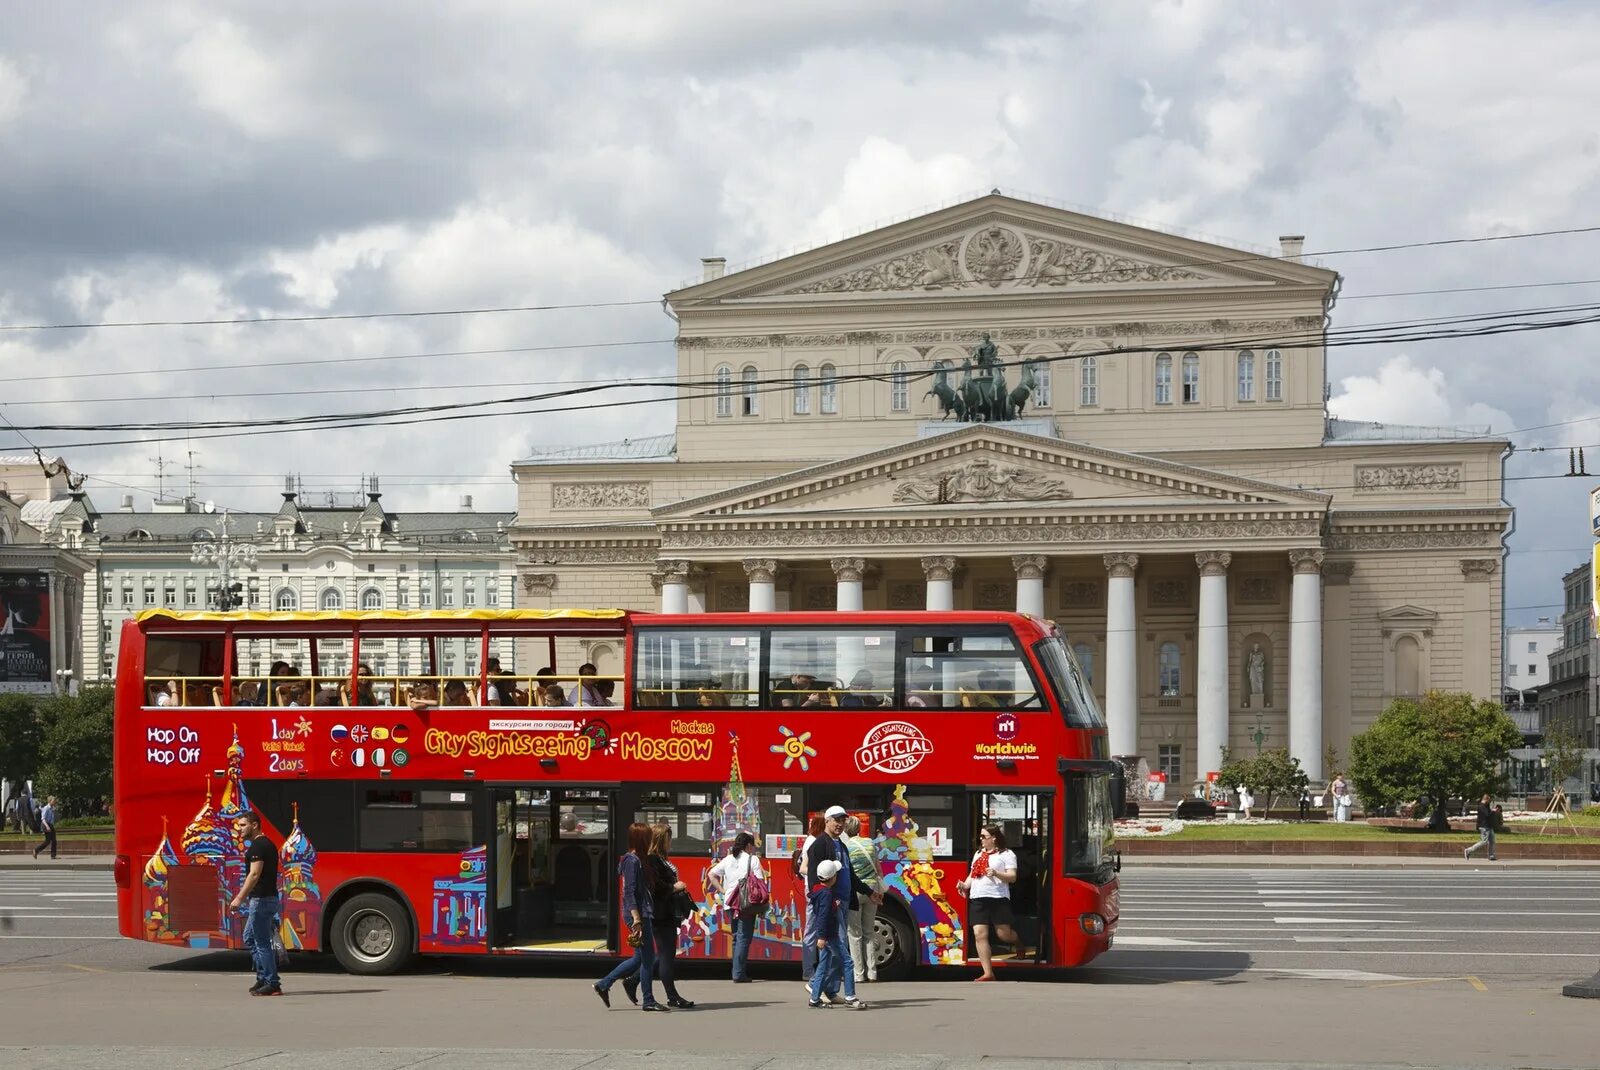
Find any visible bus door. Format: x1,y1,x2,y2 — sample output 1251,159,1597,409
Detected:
489,786,616,951
967,791,1052,963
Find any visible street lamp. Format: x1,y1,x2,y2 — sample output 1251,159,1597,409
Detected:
54,668,73,696
190,511,258,611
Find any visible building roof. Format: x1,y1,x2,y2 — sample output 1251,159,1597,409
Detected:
519,433,677,465
19,498,73,530
1324,418,1502,444
92,509,514,545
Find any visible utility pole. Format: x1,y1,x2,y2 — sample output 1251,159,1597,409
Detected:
191,511,258,611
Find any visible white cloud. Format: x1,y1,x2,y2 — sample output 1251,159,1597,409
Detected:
1328,354,1513,434
0,57,26,125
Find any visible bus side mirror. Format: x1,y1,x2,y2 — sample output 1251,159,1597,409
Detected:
1110,766,1128,820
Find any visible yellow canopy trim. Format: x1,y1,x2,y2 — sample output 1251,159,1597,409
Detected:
134,608,628,625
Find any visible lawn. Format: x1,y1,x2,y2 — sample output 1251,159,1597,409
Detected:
1159,811,1600,842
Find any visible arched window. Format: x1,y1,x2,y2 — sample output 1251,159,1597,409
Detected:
714,365,733,417
819,363,838,414
274,588,297,612
792,364,811,414
320,588,343,611
890,361,909,412
1236,350,1255,402
1396,635,1422,696
360,587,383,611
1073,642,1094,687
1080,356,1098,406
1154,353,1173,404
741,365,759,416
1158,642,1182,696
1181,352,1200,403
1265,349,1283,401
1032,361,1052,406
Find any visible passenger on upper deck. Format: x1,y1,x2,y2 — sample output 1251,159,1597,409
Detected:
568,663,605,707
541,684,567,707
533,666,556,706
264,661,294,706
442,679,472,707
407,680,439,712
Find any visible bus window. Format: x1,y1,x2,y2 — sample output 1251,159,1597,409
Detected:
636,790,716,854
143,636,225,707
358,788,476,852
634,627,761,709
903,630,1041,710
768,628,896,709
1032,636,1105,729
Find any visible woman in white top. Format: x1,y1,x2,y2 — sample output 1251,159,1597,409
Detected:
1238,785,1255,820
708,831,765,982
956,824,1019,981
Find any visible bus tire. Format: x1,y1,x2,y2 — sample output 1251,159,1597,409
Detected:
872,904,918,982
329,892,414,976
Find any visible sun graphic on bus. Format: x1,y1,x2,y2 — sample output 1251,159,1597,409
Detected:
770,725,816,772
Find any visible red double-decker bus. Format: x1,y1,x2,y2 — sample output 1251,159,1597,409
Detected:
113,608,1118,977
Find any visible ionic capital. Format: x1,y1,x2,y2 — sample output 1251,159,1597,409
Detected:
1194,550,1233,577
1288,548,1326,575
1460,558,1498,583
1011,554,1048,581
1103,552,1140,579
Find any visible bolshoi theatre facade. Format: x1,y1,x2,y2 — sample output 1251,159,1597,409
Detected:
509,193,1511,786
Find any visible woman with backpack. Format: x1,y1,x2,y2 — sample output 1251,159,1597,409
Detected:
645,824,696,1008
709,830,767,983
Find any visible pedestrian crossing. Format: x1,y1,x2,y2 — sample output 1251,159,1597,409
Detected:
0,872,118,928
1105,866,1600,979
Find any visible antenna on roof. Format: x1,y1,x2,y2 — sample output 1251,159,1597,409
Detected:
149,444,170,501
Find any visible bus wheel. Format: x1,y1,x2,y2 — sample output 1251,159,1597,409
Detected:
872,906,917,982
330,892,413,975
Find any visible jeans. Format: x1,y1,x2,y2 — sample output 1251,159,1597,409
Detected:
801,903,817,980
599,926,657,1006
246,896,280,987
833,922,857,999
1465,827,1497,859
731,911,755,980
33,828,57,859
808,940,842,1003
847,898,878,981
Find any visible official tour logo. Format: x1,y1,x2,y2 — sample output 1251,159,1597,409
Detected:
854,720,933,774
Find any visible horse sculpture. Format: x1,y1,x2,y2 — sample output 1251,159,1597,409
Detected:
924,364,965,420
1009,360,1038,419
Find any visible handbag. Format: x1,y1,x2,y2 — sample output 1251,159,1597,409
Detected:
671,887,696,925
739,866,772,918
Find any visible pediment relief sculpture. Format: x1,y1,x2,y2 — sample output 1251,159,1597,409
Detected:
891,457,1071,505
783,224,1212,295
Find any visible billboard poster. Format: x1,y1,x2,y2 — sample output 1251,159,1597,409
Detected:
0,571,51,694
1592,484,1600,537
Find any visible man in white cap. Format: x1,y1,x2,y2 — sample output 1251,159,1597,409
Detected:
806,805,867,1008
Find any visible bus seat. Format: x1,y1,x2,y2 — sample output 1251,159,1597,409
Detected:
552,843,593,902
211,686,223,707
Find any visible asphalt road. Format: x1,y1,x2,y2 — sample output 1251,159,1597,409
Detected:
2,865,1599,1069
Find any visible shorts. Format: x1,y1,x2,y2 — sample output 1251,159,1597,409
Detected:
968,896,1014,929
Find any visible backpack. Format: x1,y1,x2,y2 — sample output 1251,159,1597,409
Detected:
791,847,805,880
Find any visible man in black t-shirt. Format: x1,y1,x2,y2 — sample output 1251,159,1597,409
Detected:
229,811,282,995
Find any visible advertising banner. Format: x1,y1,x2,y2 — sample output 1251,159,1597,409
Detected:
0,571,51,694
1593,543,1599,625
1591,484,1600,537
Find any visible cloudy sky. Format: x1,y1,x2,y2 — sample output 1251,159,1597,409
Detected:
2,1,1597,620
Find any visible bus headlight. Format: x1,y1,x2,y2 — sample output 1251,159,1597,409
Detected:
1079,912,1106,935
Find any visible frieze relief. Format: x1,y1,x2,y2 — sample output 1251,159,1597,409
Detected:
1326,530,1499,551
551,482,651,510
662,518,1322,550
684,318,1317,351
516,545,660,565
892,458,1071,504
1354,464,1464,494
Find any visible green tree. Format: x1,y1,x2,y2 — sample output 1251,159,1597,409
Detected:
1349,690,1521,830
1543,726,1583,795
35,686,114,817
0,693,42,789
1216,748,1309,812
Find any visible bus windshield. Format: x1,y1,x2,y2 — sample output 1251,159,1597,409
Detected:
1032,636,1104,729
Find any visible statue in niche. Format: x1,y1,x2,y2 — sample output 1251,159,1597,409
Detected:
1244,643,1270,708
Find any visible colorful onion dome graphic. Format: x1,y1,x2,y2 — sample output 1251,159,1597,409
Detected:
181,779,233,865
279,802,320,900
216,723,254,847
143,817,179,885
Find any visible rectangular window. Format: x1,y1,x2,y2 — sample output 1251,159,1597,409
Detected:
464,586,477,607
635,790,717,855
1236,351,1255,401
792,369,811,415
1529,664,1538,675
889,365,909,412
143,587,155,607
486,586,499,607
819,367,838,415
163,588,177,608
183,591,197,608
1062,768,1115,879
1079,358,1098,406
248,591,260,608
768,627,897,708
742,367,760,417
420,587,433,609
442,588,456,608
903,629,1042,712
359,788,475,852
1509,664,1518,676
1264,350,1283,401
1182,354,1200,403
1158,743,1182,785
123,589,135,608
1033,636,1103,728
1528,641,1538,654
634,627,761,709
101,589,113,607
1032,363,1051,407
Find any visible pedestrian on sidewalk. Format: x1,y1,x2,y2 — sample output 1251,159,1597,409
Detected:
806,805,866,1008
1237,785,1255,820
1297,787,1312,822
593,823,665,1011
228,810,282,996
645,824,695,1009
1330,774,1351,822
32,796,58,860
804,859,849,1008
844,815,885,983
1464,793,1500,861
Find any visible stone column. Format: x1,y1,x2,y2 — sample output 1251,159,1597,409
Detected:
831,557,866,612
1321,561,1355,778
921,555,956,612
743,558,779,613
654,559,691,614
1194,550,1232,779
1012,555,1048,619
1103,552,1140,757
1461,559,1498,701
1288,549,1325,779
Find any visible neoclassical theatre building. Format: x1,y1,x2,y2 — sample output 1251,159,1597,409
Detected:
510,193,1511,785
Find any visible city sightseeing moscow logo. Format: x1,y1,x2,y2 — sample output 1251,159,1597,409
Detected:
854,720,933,774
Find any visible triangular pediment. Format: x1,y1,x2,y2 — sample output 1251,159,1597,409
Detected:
656,425,1332,521
668,192,1334,304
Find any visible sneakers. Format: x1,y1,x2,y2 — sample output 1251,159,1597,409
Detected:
622,976,640,1006
249,980,266,994
250,983,282,997
840,997,869,1010
807,999,828,1009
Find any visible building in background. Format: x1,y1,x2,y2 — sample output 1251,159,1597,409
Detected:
1504,619,1561,735
0,456,88,694
6,464,516,682
510,192,1514,787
